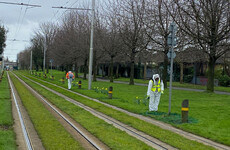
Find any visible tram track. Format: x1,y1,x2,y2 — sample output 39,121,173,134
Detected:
12,72,176,150
17,72,230,150
7,72,34,150
9,72,109,150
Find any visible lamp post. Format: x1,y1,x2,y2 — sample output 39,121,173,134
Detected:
52,0,95,90
167,22,177,115
88,0,95,90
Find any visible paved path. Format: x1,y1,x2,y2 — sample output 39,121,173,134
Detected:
96,78,230,95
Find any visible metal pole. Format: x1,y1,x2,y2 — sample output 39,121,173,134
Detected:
88,0,95,90
168,48,174,115
168,30,175,115
43,37,46,74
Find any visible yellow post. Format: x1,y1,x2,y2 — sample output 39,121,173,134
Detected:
78,80,82,89
108,86,113,99
182,99,189,123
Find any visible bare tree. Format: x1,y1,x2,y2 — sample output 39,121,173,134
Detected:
17,49,31,70
98,1,124,82
34,22,57,73
30,35,44,71
116,0,149,85
144,0,176,88
172,0,230,92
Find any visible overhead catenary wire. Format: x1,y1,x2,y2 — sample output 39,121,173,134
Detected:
0,0,41,62
51,0,81,24
2,0,88,62
50,0,72,22
0,1,41,7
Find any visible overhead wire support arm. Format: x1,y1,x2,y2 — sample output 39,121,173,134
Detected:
0,1,41,7
52,6,91,11
52,0,95,90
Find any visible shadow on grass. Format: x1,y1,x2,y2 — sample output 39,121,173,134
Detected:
141,111,198,124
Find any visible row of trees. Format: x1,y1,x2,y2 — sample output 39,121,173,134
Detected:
17,0,230,92
0,25,7,55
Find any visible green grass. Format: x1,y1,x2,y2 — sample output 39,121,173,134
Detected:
17,72,155,150
22,70,230,146
0,131,15,150
113,76,230,92
16,71,219,149
0,73,16,150
84,79,230,146
10,73,84,150
28,70,230,93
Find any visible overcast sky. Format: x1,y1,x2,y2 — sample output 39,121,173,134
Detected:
0,0,93,62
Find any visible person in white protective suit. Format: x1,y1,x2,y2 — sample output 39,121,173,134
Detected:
147,74,164,111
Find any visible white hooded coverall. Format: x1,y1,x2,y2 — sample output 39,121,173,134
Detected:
66,71,74,90
147,74,164,111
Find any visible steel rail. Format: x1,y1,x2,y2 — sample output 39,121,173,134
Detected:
7,72,33,150
12,72,102,150
14,72,173,150
19,72,230,150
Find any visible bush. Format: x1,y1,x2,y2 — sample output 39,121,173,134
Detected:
184,75,193,83
218,75,230,87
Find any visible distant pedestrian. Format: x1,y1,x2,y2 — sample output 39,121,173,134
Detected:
66,71,75,90
147,74,164,112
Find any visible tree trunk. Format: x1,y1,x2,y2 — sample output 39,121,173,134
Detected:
180,62,183,84
102,65,105,77
143,61,147,80
93,63,97,82
163,52,168,88
129,53,135,85
207,57,216,92
93,63,97,81
83,58,87,80
110,56,114,82
93,49,97,81
108,64,111,78
194,63,197,84
115,63,119,78
36,65,39,71
75,63,78,78
46,63,49,74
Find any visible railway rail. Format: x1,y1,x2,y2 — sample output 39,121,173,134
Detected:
14,72,230,150
9,72,108,150
12,72,176,150
7,72,34,150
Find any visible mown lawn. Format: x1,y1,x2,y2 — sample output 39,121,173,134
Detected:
0,73,16,150
15,72,154,150
113,77,230,92
10,73,84,150
20,70,230,146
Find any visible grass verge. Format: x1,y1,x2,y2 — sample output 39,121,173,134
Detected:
113,76,230,92
10,73,84,150
14,72,155,150
16,71,218,150
0,73,16,150
24,70,230,145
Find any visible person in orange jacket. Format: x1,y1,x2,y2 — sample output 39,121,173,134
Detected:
66,71,75,89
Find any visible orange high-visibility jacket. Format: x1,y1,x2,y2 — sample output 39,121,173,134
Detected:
66,72,75,79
